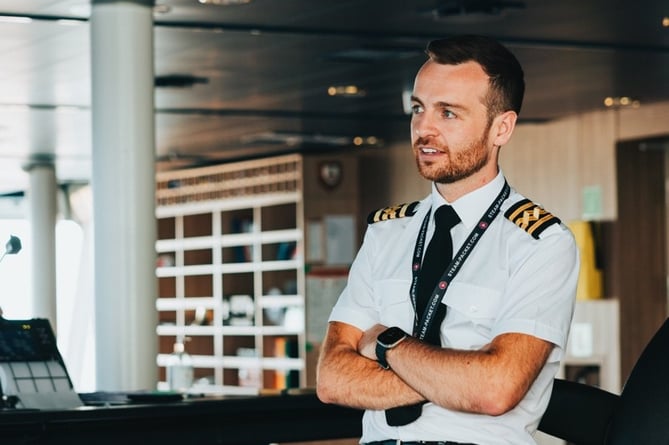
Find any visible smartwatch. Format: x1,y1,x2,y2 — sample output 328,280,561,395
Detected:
376,326,408,369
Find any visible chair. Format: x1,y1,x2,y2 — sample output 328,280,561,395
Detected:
538,317,669,444
538,378,619,445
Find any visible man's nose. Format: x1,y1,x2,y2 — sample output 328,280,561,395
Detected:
412,113,438,140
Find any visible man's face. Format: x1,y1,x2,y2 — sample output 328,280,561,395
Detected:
410,60,496,185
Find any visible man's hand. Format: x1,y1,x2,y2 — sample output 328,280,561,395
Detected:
316,321,425,410
357,323,388,360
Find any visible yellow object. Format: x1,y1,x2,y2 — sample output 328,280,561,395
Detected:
568,220,603,300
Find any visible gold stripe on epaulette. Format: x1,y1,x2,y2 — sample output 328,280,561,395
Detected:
367,201,419,224
505,199,561,239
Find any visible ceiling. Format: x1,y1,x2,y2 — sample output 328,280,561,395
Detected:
0,0,668,196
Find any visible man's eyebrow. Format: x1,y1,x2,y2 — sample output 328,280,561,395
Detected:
434,100,467,111
411,95,466,109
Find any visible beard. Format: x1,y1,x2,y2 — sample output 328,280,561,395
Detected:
414,130,491,184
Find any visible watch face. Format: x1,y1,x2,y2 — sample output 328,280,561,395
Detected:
378,327,407,347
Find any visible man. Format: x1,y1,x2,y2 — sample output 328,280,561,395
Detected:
316,35,579,445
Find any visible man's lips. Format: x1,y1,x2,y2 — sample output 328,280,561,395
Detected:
414,137,445,155
417,145,444,155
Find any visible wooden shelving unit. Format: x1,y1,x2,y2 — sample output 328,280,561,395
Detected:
154,154,306,394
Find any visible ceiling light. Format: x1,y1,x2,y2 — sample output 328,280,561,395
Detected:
327,85,366,97
353,136,383,147
663,16,669,27
603,96,641,108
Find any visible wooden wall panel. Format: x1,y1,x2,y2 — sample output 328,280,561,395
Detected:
614,139,667,381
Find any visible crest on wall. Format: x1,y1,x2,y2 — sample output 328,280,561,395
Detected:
318,160,343,189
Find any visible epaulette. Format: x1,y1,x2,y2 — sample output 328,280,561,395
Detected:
367,201,419,224
504,199,561,239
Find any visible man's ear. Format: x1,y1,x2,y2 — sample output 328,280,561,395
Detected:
490,110,517,147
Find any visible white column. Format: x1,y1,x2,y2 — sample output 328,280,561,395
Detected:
90,0,157,391
24,159,58,329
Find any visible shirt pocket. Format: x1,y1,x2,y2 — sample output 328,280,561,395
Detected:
444,282,502,325
373,279,414,331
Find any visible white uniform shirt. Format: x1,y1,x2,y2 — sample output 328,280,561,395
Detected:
328,171,580,445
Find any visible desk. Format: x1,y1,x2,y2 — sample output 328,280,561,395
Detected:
0,393,363,445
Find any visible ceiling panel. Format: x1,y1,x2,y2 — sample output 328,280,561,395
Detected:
0,0,667,194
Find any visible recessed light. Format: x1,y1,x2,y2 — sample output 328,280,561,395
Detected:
352,136,382,147
327,85,366,97
603,96,641,108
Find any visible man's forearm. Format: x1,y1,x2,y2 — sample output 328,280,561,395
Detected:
316,323,424,410
318,347,424,409
384,333,553,415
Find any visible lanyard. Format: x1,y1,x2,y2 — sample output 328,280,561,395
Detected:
410,181,510,339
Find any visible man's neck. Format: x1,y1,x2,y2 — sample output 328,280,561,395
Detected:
435,165,499,203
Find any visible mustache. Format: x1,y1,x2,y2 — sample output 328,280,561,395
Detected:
413,136,445,150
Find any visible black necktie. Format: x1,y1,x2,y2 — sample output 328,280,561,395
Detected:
385,205,460,426
417,205,460,344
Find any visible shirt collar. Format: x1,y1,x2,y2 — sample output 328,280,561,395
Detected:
430,170,506,231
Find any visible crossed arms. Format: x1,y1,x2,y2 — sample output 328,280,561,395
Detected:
316,321,553,416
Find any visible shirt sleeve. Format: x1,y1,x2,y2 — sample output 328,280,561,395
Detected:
492,224,580,360
327,227,380,331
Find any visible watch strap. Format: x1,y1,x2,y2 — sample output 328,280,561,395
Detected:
376,342,391,369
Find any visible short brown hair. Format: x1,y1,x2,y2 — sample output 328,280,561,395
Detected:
426,35,525,119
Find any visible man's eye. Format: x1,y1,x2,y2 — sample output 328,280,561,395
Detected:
443,109,456,119
411,104,423,114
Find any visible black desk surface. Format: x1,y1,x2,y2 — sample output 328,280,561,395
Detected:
0,392,363,445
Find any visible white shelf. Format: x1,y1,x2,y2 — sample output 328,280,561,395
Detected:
156,297,222,311
155,228,302,253
156,191,301,218
156,295,303,311
156,259,303,277
155,154,307,391
156,354,304,371
157,324,304,337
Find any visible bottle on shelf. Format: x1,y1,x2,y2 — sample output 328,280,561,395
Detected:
166,340,193,393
